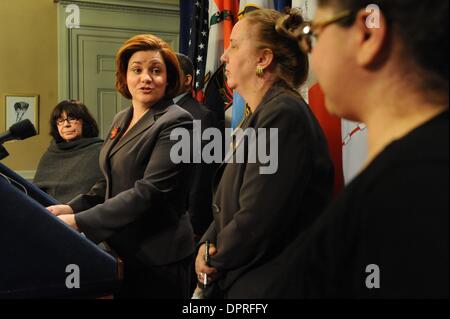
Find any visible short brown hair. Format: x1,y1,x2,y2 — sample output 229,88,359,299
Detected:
115,34,182,100
244,9,309,89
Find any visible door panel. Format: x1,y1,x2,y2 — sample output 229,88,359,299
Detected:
58,1,179,138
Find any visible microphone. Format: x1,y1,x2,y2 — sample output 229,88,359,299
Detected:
0,119,37,145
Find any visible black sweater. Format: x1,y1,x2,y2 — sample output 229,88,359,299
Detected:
282,110,449,298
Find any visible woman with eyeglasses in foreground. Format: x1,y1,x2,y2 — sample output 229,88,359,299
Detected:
34,100,104,204
281,0,448,298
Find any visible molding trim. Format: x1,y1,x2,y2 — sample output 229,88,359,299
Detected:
56,0,180,101
54,0,179,16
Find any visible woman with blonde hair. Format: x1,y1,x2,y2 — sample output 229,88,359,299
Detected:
194,8,334,298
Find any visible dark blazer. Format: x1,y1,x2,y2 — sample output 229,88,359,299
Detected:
69,99,195,267
201,82,334,298
176,93,219,239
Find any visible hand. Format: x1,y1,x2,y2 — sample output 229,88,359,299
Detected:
47,205,74,216
195,243,219,285
192,285,204,299
58,214,79,231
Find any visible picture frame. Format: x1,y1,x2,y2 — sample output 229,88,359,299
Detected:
4,94,39,133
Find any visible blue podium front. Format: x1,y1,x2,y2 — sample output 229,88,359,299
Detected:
0,163,119,298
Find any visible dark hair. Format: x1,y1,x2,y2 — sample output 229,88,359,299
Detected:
318,0,449,93
115,34,182,100
50,100,99,143
176,53,194,78
244,9,309,89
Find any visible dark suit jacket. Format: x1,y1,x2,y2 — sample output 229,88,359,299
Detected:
176,94,219,239
69,99,195,267
201,82,334,298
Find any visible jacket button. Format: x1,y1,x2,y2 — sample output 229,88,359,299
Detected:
212,204,220,214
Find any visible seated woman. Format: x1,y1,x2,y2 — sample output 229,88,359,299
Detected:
34,100,103,203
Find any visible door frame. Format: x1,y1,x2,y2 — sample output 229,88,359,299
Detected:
55,0,180,101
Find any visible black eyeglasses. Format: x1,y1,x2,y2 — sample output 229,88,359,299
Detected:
56,116,79,126
297,10,352,54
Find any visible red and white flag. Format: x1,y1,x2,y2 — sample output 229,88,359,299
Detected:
294,0,368,191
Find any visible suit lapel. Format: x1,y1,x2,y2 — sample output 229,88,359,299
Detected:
109,100,171,158
97,108,132,196
212,120,250,193
176,94,191,108
102,107,133,161
212,83,286,192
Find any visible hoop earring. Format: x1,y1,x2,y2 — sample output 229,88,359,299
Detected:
256,66,264,77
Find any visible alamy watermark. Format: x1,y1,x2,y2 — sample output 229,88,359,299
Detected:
170,120,279,175
365,264,381,289
65,264,80,289
366,4,381,29
65,4,80,29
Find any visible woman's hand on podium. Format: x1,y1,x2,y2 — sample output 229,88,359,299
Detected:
58,214,79,231
47,205,79,231
47,204,74,216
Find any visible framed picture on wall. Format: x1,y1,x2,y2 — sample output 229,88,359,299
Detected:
4,94,39,133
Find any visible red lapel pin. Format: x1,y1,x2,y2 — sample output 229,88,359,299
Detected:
110,127,121,140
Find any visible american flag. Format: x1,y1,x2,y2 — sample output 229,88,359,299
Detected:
182,0,368,193
187,0,239,133
188,0,210,100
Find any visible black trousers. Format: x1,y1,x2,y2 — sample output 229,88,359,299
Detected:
116,254,194,299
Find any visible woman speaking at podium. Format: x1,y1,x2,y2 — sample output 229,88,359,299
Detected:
47,34,195,299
